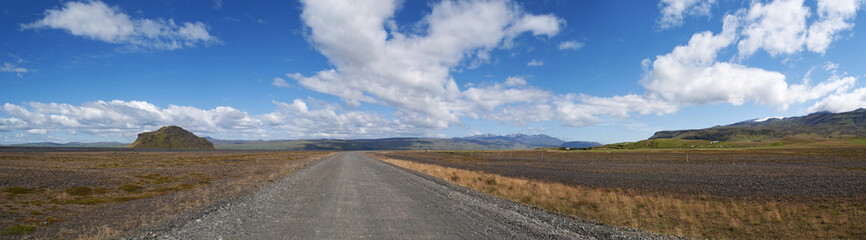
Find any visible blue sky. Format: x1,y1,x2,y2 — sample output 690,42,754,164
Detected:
1,0,864,144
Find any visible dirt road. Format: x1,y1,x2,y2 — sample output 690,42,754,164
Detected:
152,152,667,239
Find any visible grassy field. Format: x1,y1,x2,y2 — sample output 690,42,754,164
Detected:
594,136,866,150
0,148,333,239
370,149,866,239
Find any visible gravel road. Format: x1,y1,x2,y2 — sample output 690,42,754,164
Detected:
144,152,671,239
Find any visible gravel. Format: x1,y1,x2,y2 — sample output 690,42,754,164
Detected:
130,152,675,240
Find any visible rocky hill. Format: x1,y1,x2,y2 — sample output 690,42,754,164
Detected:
650,109,866,141
128,126,215,149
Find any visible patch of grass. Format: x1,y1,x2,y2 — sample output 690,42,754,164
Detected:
111,193,159,202
377,156,866,240
154,183,195,193
1,225,36,235
197,178,212,184
845,138,866,144
44,217,65,224
136,173,175,184
118,184,143,192
64,186,94,196
2,186,39,195
75,197,108,205
53,196,108,205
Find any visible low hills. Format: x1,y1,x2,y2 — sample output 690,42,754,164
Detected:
592,109,866,150
650,108,866,141
5,131,596,151
127,126,215,149
560,141,602,148
210,134,587,150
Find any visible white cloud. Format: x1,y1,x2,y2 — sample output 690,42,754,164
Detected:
287,0,863,131
657,0,716,29
558,40,584,50
27,129,47,134
0,99,434,141
22,1,219,51
292,0,564,129
0,100,261,138
806,0,862,53
271,77,291,88
809,86,866,113
263,99,428,139
643,12,857,111
504,76,527,86
527,59,543,66
738,0,861,57
1,62,28,76
738,0,811,57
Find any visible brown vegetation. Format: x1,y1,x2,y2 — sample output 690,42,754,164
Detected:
0,148,333,239
370,149,866,239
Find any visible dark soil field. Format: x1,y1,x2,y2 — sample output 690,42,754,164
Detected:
0,147,332,239
380,148,866,202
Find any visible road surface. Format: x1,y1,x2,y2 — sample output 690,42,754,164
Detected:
153,152,669,239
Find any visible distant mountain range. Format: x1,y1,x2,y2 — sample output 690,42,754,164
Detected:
651,108,866,141
2,133,597,150
5,142,128,148
210,134,598,150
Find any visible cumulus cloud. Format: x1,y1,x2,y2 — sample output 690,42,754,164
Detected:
286,0,863,132
657,0,716,29
263,99,429,139
738,0,861,57
527,59,543,66
806,0,862,53
558,40,584,50
644,11,858,111
21,1,220,50
0,99,434,141
271,77,291,88
292,0,565,129
27,129,47,134
809,86,866,113
503,76,528,86
0,100,261,138
738,0,811,57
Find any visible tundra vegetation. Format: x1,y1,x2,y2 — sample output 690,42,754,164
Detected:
370,147,866,240
0,149,332,238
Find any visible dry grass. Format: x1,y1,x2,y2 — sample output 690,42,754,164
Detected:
375,155,866,239
0,149,334,239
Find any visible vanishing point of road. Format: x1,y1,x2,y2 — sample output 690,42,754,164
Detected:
154,152,669,239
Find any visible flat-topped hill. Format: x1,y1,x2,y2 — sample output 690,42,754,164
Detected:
127,126,214,149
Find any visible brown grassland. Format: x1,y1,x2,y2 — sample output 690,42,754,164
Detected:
370,148,866,239
0,148,333,239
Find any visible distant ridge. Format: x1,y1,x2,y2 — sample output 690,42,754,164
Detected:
128,126,214,149
650,108,866,141
210,134,580,150
560,141,602,148
5,132,599,151
7,142,127,148
458,133,566,147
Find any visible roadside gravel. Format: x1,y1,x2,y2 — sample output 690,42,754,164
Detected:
133,152,675,239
